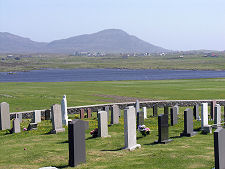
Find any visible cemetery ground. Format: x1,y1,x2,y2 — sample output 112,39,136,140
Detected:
0,78,225,168
1,53,225,72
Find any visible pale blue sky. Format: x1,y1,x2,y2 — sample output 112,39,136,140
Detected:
0,0,225,51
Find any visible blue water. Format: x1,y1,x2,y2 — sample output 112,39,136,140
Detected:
0,69,225,82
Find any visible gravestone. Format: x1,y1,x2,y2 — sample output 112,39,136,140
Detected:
201,103,209,128
153,105,158,117
86,108,92,119
80,109,85,119
61,95,69,126
27,123,38,130
214,104,221,127
32,110,41,123
193,104,200,120
170,106,178,126
210,100,216,120
143,107,147,119
164,106,169,115
16,113,22,123
135,100,140,114
45,110,51,120
201,103,212,133
103,106,109,122
0,102,10,130
111,105,119,125
224,106,225,126
214,128,225,169
137,111,144,128
51,104,65,134
124,106,141,151
12,118,21,133
68,119,86,167
180,108,197,137
155,114,172,144
98,111,110,137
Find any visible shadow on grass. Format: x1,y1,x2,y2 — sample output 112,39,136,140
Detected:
41,131,52,135
194,127,201,131
101,147,123,151
57,140,69,144
85,136,97,140
54,165,69,168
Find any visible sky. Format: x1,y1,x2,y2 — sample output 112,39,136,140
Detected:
0,0,225,51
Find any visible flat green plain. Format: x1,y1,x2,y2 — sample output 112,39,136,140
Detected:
1,54,225,72
0,78,225,169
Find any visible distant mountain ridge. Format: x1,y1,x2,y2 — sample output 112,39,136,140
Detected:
0,29,170,54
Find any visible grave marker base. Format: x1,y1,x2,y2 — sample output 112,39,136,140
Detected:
51,128,65,134
180,131,197,137
124,144,141,151
154,139,173,144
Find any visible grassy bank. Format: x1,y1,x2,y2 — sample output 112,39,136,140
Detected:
0,78,225,168
1,54,225,72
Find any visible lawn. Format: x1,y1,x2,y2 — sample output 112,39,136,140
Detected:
0,78,225,169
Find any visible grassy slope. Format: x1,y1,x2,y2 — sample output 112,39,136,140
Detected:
0,78,225,168
1,54,225,72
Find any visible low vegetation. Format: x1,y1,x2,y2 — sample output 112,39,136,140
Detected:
1,53,225,72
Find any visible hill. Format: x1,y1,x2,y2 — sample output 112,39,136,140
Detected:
0,29,169,54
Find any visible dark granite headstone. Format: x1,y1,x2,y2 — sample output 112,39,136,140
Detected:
86,108,92,119
155,114,172,144
80,109,85,119
68,119,86,167
153,105,158,117
164,106,169,115
180,108,197,137
137,111,144,128
210,100,216,120
193,104,200,120
45,110,51,120
27,123,38,131
214,128,225,169
103,106,109,122
170,106,178,126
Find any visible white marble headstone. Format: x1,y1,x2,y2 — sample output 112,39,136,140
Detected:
143,107,147,119
61,95,68,126
201,103,208,129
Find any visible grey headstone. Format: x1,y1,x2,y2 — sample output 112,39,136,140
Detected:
45,110,51,120
180,108,197,137
135,100,140,114
68,119,86,167
124,106,141,151
16,113,22,123
214,104,221,126
164,106,169,115
103,106,109,122
137,111,144,128
12,118,21,133
111,105,119,125
170,106,178,126
51,104,65,134
214,128,225,169
193,104,200,120
210,100,217,120
83,121,89,130
155,114,172,144
32,110,41,123
0,102,10,130
153,105,158,117
27,123,38,131
98,111,110,137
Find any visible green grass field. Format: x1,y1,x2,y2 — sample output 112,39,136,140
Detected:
0,78,225,169
1,54,225,72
